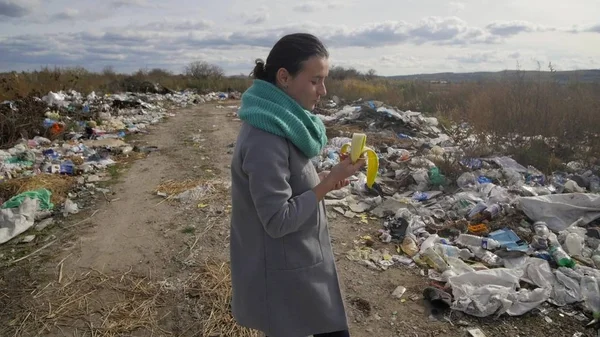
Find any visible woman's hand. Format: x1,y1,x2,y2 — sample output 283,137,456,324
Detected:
328,157,365,183
318,170,350,191
313,157,365,200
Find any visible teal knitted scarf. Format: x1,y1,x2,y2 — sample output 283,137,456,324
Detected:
237,79,327,158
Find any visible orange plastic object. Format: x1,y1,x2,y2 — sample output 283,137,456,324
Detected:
468,224,489,235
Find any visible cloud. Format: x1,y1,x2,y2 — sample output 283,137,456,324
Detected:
1,17,592,74
587,24,600,33
49,9,80,22
110,0,151,8
486,20,553,36
131,20,213,31
0,0,38,18
0,17,501,72
242,12,269,25
567,23,600,33
448,2,465,12
293,1,342,12
447,51,501,64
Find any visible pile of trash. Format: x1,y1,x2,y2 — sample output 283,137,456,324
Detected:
314,100,600,323
0,89,234,245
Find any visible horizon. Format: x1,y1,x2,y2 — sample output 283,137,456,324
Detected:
1,0,599,76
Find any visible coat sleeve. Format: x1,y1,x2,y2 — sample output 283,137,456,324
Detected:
241,132,318,239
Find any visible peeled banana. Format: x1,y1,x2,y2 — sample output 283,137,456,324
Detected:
339,133,379,188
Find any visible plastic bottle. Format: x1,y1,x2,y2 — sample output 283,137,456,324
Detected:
467,202,487,220
420,234,441,253
470,203,502,222
581,275,600,319
434,243,474,261
549,245,576,268
481,204,501,221
472,247,503,267
456,234,501,250
59,160,74,175
564,233,585,257
534,222,550,238
422,247,449,272
531,236,549,250
401,236,419,257
412,191,428,201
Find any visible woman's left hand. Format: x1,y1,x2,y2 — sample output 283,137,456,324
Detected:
318,171,350,191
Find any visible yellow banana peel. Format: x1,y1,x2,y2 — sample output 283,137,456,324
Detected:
340,133,379,188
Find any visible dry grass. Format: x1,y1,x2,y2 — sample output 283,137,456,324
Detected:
154,179,206,197
153,178,230,206
0,174,76,205
0,261,259,337
184,261,259,337
1,268,170,337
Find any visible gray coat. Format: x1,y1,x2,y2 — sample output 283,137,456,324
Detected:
229,122,348,337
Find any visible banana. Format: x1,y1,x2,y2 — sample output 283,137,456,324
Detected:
339,133,379,188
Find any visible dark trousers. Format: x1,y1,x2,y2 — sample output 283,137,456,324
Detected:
267,331,350,337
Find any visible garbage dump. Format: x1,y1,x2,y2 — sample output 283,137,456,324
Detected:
313,100,600,325
1,88,237,245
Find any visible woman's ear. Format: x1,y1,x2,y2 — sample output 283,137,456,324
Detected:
276,67,291,89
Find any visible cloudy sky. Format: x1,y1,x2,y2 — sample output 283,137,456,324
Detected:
1,0,599,76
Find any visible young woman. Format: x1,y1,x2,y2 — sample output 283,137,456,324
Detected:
229,33,364,337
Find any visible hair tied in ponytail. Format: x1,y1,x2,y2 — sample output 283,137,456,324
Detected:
252,58,267,80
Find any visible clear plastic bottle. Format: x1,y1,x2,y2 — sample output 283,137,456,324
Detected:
534,222,550,238
467,202,487,220
531,235,549,250
420,234,441,253
481,204,501,220
564,233,585,257
581,275,600,319
472,247,503,266
456,234,501,250
434,243,474,261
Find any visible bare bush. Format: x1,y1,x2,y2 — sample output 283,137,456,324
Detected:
184,61,225,79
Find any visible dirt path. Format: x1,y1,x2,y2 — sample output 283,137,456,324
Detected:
1,102,595,337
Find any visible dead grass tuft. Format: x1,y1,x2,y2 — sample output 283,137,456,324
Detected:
0,174,76,205
154,179,206,197
184,260,259,337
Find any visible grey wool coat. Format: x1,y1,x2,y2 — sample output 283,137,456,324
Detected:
229,122,349,337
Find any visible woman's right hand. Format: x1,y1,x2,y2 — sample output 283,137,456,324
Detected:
312,157,366,201
327,157,366,185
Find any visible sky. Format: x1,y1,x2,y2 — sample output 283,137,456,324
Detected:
1,0,599,76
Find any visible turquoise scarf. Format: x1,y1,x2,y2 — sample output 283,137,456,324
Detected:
237,79,327,158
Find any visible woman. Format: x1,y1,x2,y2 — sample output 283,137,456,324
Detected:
229,33,365,337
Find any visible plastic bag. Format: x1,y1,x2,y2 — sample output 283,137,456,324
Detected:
457,172,478,191
428,167,446,186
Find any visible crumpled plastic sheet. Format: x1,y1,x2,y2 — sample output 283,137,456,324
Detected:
449,267,551,317
0,197,38,244
517,193,600,232
449,257,592,317
489,156,528,173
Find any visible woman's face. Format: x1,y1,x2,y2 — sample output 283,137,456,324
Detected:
278,56,329,111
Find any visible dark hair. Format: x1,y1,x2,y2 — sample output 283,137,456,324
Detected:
252,33,329,84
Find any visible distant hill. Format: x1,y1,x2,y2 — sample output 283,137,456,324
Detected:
387,69,600,84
